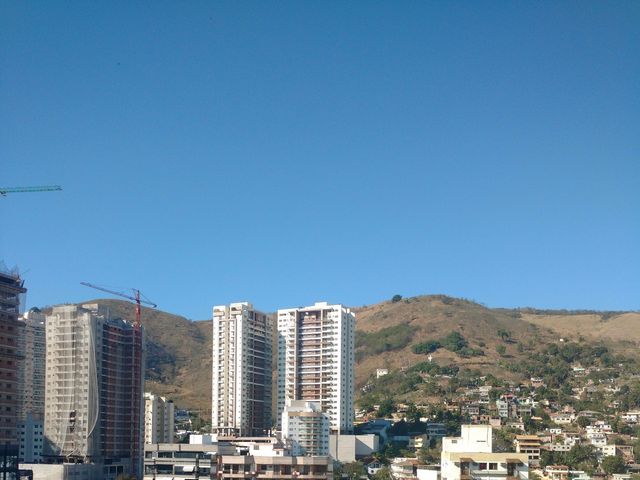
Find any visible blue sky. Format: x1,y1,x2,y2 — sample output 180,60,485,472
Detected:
1,1,638,319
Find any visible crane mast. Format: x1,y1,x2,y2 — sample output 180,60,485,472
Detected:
80,281,156,326
80,281,154,477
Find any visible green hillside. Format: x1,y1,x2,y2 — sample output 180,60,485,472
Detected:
46,295,640,419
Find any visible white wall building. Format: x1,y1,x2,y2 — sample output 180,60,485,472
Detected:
212,302,272,437
441,425,529,480
277,302,355,434
281,400,329,456
329,434,379,463
144,392,175,444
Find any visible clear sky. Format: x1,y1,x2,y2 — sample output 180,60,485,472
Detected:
1,1,638,319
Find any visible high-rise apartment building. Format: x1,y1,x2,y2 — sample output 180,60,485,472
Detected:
17,309,46,463
18,309,46,420
144,392,174,444
0,268,26,480
281,400,329,456
276,302,355,434
0,269,26,448
212,302,272,437
44,304,145,479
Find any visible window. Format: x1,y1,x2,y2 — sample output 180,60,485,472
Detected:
489,463,497,470
478,463,487,470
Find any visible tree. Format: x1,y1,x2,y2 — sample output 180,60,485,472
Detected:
372,467,392,480
565,444,597,470
601,456,626,475
577,416,592,428
392,294,402,303
342,462,367,480
496,345,506,357
378,398,395,418
360,399,376,413
497,329,511,342
406,403,423,423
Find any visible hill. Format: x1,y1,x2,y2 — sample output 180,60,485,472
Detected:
44,296,639,418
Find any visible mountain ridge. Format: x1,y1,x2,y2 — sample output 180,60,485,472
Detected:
40,295,640,418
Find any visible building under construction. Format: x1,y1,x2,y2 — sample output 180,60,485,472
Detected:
44,304,145,479
0,268,26,480
0,268,26,446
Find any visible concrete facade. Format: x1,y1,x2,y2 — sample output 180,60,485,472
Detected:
212,303,272,437
441,426,529,480
44,304,145,479
0,269,26,449
276,302,355,434
281,400,329,456
144,441,333,480
17,414,43,463
144,392,174,444
328,434,379,463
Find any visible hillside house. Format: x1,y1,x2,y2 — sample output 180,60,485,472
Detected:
441,425,529,480
550,414,575,425
621,411,639,424
391,458,419,480
514,436,541,466
409,434,429,450
545,465,569,480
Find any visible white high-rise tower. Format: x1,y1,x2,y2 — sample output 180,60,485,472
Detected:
276,302,355,434
211,302,272,437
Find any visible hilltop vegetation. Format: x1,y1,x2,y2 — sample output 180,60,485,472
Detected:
47,294,640,419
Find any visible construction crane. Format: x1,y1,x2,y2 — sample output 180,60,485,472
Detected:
80,281,157,327
0,185,62,196
80,281,153,474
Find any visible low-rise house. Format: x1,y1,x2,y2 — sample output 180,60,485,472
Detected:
441,425,529,480
545,465,569,480
537,433,552,444
425,423,447,439
568,470,592,480
497,397,519,419
506,422,525,432
549,444,572,452
530,378,545,389
611,475,632,480
463,404,481,417
416,465,440,480
563,433,581,446
589,435,607,447
550,414,575,425
364,459,384,476
391,458,419,480
410,434,429,450
514,436,541,465
621,412,639,424
603,445,636,463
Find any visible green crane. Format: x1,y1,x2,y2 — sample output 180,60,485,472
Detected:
0,185,62,196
